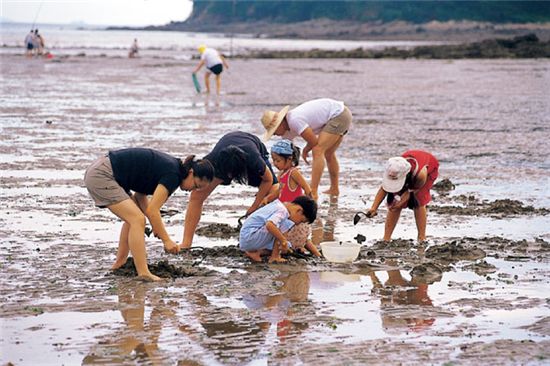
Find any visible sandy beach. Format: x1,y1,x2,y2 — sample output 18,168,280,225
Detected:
1,52,549,365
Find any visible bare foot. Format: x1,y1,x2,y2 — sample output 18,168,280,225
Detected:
245,251,262,262
311,191,319,201
137,273,162,282
268,256,287,264
111,258,128,270
322,188,340,196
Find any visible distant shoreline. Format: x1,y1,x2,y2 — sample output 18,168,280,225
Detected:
108,19,550,43
241,34,550,59
2,33,548,59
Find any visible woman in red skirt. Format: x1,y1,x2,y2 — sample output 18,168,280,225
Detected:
367,150,439,242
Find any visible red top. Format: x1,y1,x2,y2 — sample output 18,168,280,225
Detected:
401,150,439,206
279,168,303,203
402,150,438,177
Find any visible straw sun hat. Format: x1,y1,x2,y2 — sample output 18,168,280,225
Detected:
261,105,289,141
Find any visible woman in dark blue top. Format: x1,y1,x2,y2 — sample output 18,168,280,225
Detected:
181,131,279,248
84,148,214,281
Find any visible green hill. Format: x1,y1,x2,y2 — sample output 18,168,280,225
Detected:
188,0,550,24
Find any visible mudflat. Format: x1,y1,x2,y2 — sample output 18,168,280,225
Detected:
1,53,549,365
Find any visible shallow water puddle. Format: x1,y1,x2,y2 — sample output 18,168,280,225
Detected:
1,311,121,364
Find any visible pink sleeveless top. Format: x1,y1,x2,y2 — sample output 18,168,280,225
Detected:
279,167,303,203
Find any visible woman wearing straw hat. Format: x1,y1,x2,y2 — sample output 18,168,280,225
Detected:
192,44,229,95
365,150,439,242
180,131,279,248
261,98,352,201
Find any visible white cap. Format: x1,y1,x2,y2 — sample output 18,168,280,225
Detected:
382,157,411,193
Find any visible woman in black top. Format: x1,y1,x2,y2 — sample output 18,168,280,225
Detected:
181,131,279,248
84,148,214,281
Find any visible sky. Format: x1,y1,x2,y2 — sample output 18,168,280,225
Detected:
1,0,193,26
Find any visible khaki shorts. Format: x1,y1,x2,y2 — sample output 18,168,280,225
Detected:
84,155,130,208
322,106,352,136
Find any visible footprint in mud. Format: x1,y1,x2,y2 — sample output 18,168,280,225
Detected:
112,258,214,279
425,241,486,264
463,260,498,275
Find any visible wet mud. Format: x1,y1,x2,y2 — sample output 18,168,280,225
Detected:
425,241,486,263
195,223,240,239
113,257,215,279
1,54,549,365
432,197,550,217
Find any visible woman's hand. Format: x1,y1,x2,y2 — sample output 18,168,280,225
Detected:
163,239,180,254
245,206,257,217
301,147,311,165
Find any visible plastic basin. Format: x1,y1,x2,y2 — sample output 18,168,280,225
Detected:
320,241,361,263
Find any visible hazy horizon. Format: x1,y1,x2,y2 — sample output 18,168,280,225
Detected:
1,0,193,27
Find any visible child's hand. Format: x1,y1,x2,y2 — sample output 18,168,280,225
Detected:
163,239,180,254
281,240,289,254
366,208,377,218
389,192,409,211
260,197,269,206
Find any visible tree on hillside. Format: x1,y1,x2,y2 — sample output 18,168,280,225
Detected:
188,0,550,24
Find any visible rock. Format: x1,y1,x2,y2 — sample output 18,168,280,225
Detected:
433,178,455,192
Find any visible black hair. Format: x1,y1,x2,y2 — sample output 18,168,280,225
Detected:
217,145,248,184
386,172,419,209
273,142,300,167
180,155,214,182
292,195,317,224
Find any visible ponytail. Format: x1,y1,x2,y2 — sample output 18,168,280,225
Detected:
180,155,214,182
291,143,300,167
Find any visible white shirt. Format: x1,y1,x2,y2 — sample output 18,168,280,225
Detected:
201,48,223,68
284,98,345,140
24,33,34,44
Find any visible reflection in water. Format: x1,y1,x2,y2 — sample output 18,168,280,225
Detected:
177,272,311,363
312,195,338,245
203,94,221,112
369,261,435,334
83,283,173,365
180,293,269,363
243,272,311,342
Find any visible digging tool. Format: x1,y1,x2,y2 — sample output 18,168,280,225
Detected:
353,210,376,225
236,214,248,230
192,73,201,93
